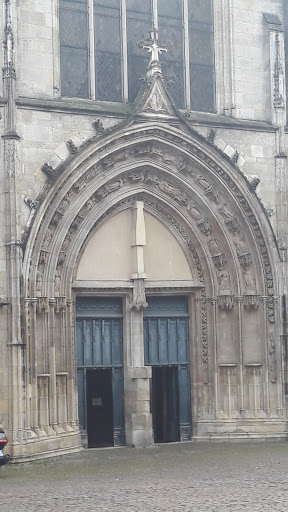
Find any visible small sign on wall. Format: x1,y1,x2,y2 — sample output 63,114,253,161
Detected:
92,397,102,407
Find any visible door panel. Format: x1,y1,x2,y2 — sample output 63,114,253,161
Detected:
144,296,191,442
177,319,188,363
84,320,93,365
77,368,85,431
87,369,113,448
111,320,122,366
152,366,180,443
76,321,84,366
168,319,177,362
93,320,102,365
178,364,192,440
76,297,124,447
168,366,180,442
144,317,189,366
112,367,125,446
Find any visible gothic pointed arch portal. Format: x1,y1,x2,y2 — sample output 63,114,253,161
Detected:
21,118,283,457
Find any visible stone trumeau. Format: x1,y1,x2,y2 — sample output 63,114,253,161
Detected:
0,1,288,461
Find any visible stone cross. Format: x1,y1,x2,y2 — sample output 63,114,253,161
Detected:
139,26,168,76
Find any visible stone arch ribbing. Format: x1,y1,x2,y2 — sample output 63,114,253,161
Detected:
22,121,279,323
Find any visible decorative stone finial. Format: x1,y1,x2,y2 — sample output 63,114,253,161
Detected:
138,25,168,77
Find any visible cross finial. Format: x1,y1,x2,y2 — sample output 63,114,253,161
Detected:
138,25,168,77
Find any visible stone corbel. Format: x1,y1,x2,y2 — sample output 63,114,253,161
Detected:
238,252,252,269
54,297,67,313
0,298,10,306
196,219,212,236
41,163,60,181
242,295,260,310
212,253,226,270
36,297,49,313
224,217,239,233
39,250,49,265
129,279,148,311
217,295,235,310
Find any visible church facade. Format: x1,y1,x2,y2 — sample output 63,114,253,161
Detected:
1,0,288,461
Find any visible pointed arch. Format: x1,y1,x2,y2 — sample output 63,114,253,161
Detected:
23,120,278,311
21,119,283,453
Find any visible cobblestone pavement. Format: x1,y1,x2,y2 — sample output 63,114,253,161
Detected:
1,441,288,511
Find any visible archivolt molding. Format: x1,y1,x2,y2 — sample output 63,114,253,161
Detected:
22,123,278,323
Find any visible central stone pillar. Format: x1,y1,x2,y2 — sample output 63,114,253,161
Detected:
125,201,153,447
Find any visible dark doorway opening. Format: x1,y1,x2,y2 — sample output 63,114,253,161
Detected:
86,368,113,448
151,366,180,443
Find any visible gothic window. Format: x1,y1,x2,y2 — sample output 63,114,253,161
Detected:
59,0,215,112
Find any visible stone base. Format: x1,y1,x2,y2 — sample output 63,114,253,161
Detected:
126,412,154,448
194,418,288,441
9,429,82,463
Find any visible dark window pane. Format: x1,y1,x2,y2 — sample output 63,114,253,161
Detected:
94,6,122,101
128,56,149,102
188,0,213,23
161,61,184,109
127,4,151,102
157,0,182,19
94,0,119,7
60,0,86,5
189,26,214,67
60,1,89,99
188,0,215,112
95,53,122,101
126,0,151,13
60,6,88,49
190,66,214,112
158,3,184,108
60,47,89,98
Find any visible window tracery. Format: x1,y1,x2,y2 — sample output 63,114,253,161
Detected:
59,0,215,111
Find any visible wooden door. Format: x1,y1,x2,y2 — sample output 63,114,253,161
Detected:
76,297,125,446
144,296,191,442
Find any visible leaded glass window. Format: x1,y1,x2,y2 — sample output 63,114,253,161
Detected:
59,0,215,112
60,0,89,98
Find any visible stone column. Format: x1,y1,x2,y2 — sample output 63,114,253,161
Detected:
2,0,25,457
125,201,153,447
264,14,288,411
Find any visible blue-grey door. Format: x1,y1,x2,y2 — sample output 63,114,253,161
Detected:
144,296,191,442
76,297,124,446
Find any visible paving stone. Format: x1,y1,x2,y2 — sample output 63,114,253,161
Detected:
1,441,288,511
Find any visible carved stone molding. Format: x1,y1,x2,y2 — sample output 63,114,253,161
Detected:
39,250,49,265
268,336,277,383
25,128,276,325
129,279,148,311
207,129,216,144
36,297,49,313
50,297,67,313
212,254,226,270
242,295,260,310
42,163,60,181
3,0,16,79
200,289,208,384
238,252,252,269
217,295,235,310
66,139,78,155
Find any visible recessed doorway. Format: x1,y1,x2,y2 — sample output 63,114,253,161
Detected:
152,366,180,443
86,368,113,448
144,296,192,442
